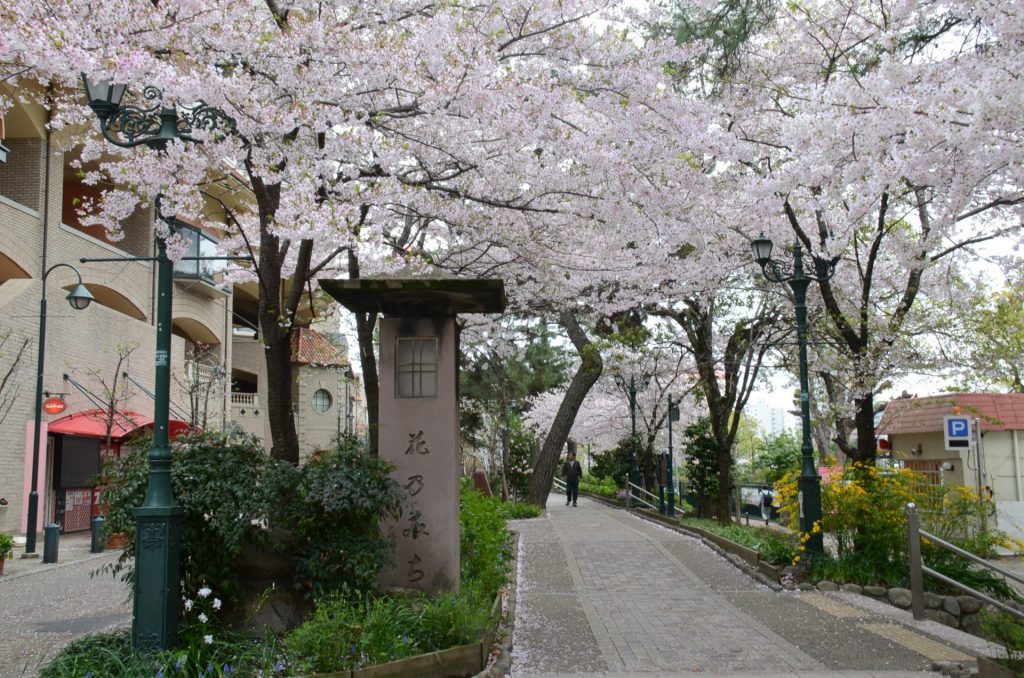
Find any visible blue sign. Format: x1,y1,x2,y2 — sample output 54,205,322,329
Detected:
944,415,971,450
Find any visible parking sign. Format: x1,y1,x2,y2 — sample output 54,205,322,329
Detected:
944,415,971,450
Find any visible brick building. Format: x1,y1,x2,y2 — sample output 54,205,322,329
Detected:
0,92,232,537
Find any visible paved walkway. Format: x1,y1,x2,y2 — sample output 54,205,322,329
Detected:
0,532,131,677
509,495,999,677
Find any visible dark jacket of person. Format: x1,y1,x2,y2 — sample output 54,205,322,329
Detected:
562,459,582,483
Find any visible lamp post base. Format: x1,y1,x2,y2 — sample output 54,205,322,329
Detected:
133,505,182,651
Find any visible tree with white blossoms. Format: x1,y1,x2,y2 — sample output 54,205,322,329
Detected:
1,0,709,463
697,0,1024,462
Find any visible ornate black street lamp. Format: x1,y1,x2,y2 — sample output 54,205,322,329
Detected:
614,373,649,500
750,233,838,560
82,75,233,651
25,264,93,555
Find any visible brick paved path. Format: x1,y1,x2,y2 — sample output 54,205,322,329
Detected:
0,534,130,677
510,495,994,677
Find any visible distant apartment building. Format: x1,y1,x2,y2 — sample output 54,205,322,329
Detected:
749,397,796,437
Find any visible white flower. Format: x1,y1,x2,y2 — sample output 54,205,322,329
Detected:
184,599,194,611
198,613,209,623
213,598,222,611
204,634,214,645
198,586,212,598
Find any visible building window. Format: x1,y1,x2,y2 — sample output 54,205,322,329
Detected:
173,223,220,282
396,337,437,398
312,388,333,413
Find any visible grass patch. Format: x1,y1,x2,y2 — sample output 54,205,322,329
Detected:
680,517,798,565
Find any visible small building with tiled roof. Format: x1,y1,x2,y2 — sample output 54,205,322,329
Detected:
230,324,361,460
878,393,1024,538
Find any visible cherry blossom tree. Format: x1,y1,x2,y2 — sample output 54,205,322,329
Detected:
703,0,1024,462
1,0,707,463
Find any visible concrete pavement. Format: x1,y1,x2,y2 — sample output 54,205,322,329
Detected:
509,495,1000,677
0,532,131,677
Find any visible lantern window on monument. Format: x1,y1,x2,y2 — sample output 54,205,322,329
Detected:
396,337,437,398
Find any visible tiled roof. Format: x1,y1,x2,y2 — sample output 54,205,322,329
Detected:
291,327,349,367
877,393,1024,434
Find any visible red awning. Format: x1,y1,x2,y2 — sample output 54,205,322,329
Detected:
46,410,191,440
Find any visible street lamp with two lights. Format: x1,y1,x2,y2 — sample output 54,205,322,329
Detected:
750,233,838,560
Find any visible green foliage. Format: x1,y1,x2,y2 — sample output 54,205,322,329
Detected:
99,431,406,610
776,464,1024,591
39,630,158,678
504,413,539,499
680,517,798,566
274,435,405,599
982,610,1024,673
494,500,543,520
751,432,801,485
580,475,621,498
681,417,720,518
588,439,631,485
460,482,513,598
99,430,275,605
285,483,510,675
41,628,291,678
0,532,13,559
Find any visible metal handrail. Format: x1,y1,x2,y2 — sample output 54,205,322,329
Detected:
907,502,1024,621
552,477,567,494
627,480,660,512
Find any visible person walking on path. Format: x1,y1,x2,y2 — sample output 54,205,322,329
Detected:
563,451,582,506
758,485,773,524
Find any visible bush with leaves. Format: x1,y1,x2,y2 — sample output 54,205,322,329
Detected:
272,434,405,599
588,439,630,486
680,417,721,519
775,464,1023,590
99,430,275,607
751,432,801,485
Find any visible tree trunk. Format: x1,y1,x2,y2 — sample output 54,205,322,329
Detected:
850,392,877,463
347,249,380,457
258,237,300,463
526,311,602,505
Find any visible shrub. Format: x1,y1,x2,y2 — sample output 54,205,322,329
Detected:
680,517,798,566
460,482,512,598
580,475,619,498
775,463,1023,589
99,430,274,606
272,435,406,599
495,500,543,520
39,631,157,678
982,610,1024,673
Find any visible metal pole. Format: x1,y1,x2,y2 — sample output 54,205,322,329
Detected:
629,377,640,501
132,232,182,651
907,503,925,620
790,244,823,560
667,395,675,517
25,294,48,555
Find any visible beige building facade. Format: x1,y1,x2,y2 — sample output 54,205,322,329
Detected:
0,94,232,537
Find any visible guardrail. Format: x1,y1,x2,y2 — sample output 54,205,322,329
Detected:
552,477,567,494
626,476,661,512
907,502,1024,621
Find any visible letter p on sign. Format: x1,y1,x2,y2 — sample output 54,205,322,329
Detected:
944,415,971,450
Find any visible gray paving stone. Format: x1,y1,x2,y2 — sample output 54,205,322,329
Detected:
510,496,987,677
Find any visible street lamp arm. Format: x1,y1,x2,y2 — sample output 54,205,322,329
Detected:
41,262,86,294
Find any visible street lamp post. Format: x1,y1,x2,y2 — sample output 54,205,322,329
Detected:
82,76,233,651
750,234,838,560
614,373,649,501
666,394,680,517
25,265,93,555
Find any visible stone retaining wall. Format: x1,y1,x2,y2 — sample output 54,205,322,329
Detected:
803,581,987,635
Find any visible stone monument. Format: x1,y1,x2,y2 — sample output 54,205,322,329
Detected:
321,278,505,593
